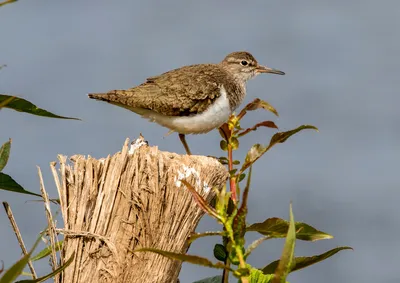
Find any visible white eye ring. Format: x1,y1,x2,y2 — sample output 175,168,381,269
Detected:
240,60,248,66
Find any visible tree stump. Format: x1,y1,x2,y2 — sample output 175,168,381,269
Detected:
51,137,228,283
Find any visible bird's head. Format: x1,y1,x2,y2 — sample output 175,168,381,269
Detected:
220,51,285,84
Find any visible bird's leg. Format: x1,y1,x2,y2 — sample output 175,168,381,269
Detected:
179,133,192,155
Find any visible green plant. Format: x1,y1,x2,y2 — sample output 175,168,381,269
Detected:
1,93,79,281
0,94,79,197
134,98,351,283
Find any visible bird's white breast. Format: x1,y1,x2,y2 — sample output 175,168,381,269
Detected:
138,86,231,134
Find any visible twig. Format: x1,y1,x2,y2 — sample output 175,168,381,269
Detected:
2,202,37,279
37,166,59,282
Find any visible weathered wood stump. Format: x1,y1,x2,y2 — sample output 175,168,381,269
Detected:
51,137,228,283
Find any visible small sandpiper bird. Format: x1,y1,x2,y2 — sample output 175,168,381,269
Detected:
88,51,284,154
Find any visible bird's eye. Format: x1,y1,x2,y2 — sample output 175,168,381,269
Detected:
240,60,248,66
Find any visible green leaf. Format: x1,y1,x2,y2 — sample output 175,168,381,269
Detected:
220,140,228,151
233,166,252,241
181,180,221,220
0,94,80,120
134,248,232,270
247,268,274,283
237,173,246,183
246,217,333,241
232,160,241,165
238,98,279,120
229,169,238,176
215,185,231,219
0,173,42,197
189,231,225,244
15,252,74,283
240,125,318,173
193,275,223,283
0,236,41,283
261,246,352,275
230,137,239,150
0,139,11,172
238,121,278,137
272,203,296,283
31,241,63,261
0,96,15,109
218,156,229,165
213,244,227,261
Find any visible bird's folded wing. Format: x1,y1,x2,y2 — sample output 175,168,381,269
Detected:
88,64,229,116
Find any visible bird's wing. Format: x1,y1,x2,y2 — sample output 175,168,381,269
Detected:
88,64,230,116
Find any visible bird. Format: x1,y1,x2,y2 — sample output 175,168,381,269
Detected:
88,51,284,155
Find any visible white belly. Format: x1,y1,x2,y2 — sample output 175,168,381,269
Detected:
134,87,231,134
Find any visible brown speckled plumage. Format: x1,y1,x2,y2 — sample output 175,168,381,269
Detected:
88,51,284,129
89,64,244,116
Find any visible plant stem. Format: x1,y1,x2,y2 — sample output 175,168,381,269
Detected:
225,221,248,283
227,144,237,203
222,258,230,283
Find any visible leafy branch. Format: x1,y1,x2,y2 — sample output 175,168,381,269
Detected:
131,98,350,282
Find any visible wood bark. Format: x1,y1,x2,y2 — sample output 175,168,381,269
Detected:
51,137,228,283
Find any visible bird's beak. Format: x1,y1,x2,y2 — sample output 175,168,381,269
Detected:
256,65,285,75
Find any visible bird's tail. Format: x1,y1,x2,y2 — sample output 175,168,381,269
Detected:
88,93,111,101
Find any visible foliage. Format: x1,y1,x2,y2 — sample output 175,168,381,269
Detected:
0,94,79,197
0,234,73,283
132,98,350,282
1,57,79,279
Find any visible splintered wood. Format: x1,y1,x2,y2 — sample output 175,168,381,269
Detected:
51,138,228,283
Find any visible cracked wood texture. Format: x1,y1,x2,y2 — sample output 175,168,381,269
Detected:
52,138,228,283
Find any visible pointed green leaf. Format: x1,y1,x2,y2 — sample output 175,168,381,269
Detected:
237,173,246,183
240,125,318,173
270,125,318,144
134,248,232,270
238,98,279,120
261,246,352,275
0,139,11,172
272,204,296,283
189,231,225,244
181,180,221,220
247,217,332,241
31,241,63,261
238,121,278,137
213,244,227,262
0,173,42,197
0,94,80,120
247,268,274,283
193,275,223,283
233,166,252,241
15,252,74,283
0,236,41,283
